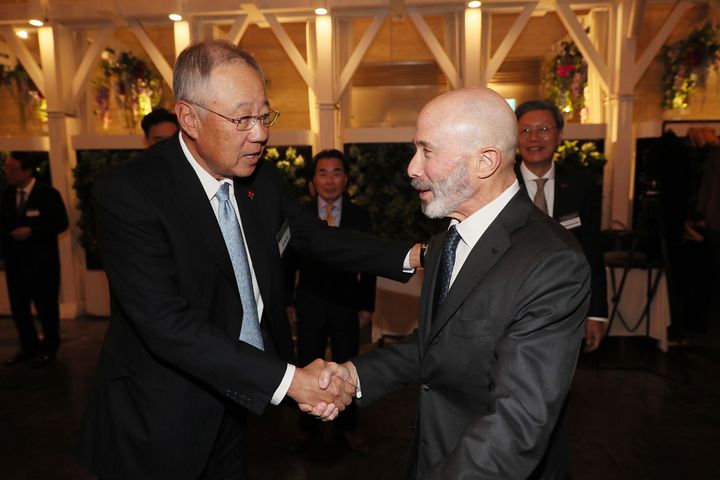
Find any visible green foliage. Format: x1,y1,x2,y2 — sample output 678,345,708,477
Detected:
541,38,588,116
661,23,720,109
72,150,140,268
264,146,312,204
553,140,606,186
347,144,444,241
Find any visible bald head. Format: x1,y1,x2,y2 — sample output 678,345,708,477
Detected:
408,87,519,220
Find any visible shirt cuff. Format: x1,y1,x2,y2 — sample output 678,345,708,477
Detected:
356,376,362,399
271,364,296,405
402,250,416,274
587,316,608,323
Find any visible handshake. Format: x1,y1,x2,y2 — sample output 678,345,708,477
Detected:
287,359,359,421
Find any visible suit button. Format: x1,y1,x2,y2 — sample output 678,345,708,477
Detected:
421,384,430,391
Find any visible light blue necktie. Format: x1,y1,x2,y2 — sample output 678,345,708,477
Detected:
215,183,264,350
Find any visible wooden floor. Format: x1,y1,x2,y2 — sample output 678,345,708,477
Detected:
1,315,718,480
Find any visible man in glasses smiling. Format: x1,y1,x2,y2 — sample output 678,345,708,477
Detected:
76,40,418,479
515,100,608,353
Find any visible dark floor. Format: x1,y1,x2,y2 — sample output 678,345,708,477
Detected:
1,316,719,480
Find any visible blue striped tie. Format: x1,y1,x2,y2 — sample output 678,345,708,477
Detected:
215,183,264,350
436,225,462,307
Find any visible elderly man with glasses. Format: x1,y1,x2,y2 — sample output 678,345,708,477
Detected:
514,100,608,352
75,40,418,480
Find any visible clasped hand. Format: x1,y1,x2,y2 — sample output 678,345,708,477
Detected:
287,359,358,421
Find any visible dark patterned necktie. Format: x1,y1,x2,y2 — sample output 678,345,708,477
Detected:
435,225,462,309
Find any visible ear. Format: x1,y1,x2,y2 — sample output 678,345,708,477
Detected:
473,147,502,179
176,102,199,140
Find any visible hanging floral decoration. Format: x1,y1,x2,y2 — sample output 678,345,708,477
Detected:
0,63,47,128
541,37,588,117
661,23,720,110
94,48,163,130
265,146,312,204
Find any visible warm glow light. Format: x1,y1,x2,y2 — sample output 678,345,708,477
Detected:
168,13,183,22
28,18,44,27
315,7,328,15
15,30,29,39
467,1,481,8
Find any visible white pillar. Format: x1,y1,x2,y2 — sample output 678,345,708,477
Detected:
174,21,191,58
38,25,84,318
463,8,482,88
313,14,338,151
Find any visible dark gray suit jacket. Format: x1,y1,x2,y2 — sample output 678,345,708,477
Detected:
355,191,590,479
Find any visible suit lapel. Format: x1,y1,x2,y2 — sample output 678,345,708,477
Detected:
422,191,533,352
553,168,575,220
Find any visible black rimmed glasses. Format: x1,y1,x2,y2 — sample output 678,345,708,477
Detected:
190,102,280,130
518,125,557,139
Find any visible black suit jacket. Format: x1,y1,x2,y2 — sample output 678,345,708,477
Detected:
288,199,376,322
355,191,590,479
517,164,608,318
0,181,68,271
75,136,412,479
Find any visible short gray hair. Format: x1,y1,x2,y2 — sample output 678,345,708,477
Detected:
173,40,265,104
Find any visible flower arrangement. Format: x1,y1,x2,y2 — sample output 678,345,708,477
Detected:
0,63,46,129
94,48,163,130
661,23,720,110
553,140,606,187
541,38,588,118
265,146,312,204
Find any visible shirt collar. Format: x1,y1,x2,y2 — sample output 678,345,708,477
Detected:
318,196,342,211
179,131,230,200
520,161,555,182
451,180,520,251
19,177,36,194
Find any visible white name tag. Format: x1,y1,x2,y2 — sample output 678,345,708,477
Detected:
25,209,40,217
559,214,581,230
277,219,291,256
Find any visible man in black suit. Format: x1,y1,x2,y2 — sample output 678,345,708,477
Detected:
75,41,416,479
141,107,179,147
1,151,68,368
515,100,608,351
287,149,376,451
315,88,590,479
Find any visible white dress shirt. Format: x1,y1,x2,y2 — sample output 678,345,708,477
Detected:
179,133,294,404
519,162,555,217
318,196,342,225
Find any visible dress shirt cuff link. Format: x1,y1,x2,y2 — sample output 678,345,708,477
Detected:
402,250,415,274
587,316,608,323
271,364,296,405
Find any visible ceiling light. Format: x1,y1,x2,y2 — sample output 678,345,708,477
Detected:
467,1,481,8
168,13,183,22
28,18,44,27
16,30,29,39
315,7,328,15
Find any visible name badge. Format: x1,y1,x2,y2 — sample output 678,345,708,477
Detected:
559,213,581,230
277,219,291,256
25,209,40,218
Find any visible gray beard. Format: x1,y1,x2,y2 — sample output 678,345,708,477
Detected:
412,161,474,219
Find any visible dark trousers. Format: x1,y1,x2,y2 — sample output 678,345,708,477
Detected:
5,261,61,355
296,298,360,432
199,407,248,479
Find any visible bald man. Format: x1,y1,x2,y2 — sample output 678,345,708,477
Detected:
315,88,590,479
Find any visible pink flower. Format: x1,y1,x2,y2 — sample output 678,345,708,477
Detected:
556,64,576,78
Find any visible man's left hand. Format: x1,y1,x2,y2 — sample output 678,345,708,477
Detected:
584,319,605,352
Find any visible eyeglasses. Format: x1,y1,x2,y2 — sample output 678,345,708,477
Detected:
190,102,280,131
519,125,557,139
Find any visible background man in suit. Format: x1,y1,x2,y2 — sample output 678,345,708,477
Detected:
315,88,590,479
140,107,179,147
75,41,416,479
514,100,608,351
1,152,68,368
287,149,376,451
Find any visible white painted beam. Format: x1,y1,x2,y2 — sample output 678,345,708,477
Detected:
65,25,114,113
336,9,387,101
127,18,174,89
555,0,611,92
226,14,251,45
0,26,45,94
264,13,315,91
633,0,691,87
483,2,537,85
407,7,460,89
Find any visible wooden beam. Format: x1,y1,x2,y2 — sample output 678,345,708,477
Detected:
337,9,387,101
0,26,45,95
264,13,315,91
127,18,174,89
65,25,114,113
555,0,611,93
226,14,251,45
633,0,691,87
483,2,537,85
407,7,460,89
